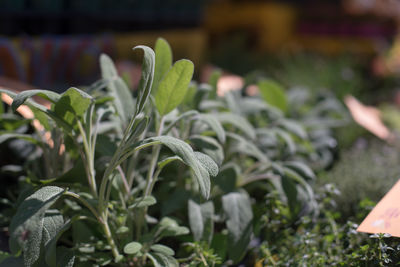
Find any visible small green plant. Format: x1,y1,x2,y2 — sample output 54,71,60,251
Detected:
0,38,384,267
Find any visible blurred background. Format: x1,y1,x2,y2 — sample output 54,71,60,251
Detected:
1,0,400,98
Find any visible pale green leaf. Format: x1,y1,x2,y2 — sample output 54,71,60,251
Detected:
258,80,287,113
100,54,135,123
155,59,194,116
188,200,214,244
150,244,175,256
152,38,173,94
124,242,142,255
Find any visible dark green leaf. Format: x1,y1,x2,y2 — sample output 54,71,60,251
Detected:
0,133,40,146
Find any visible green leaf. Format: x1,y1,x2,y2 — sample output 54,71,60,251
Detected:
226,132,269,163
152,38,173,95
284,161,315,181
281,175,300,217
196,114,226,143
0,133,40,146
9,186,65,266
100,54,135,123
55,247,74,267
147,252,179,267
0,256,23,267
45,216,80,267
139,136,214,199
11,89,60,112
222,191,253,264
258,80,287,113
128,196,157,209
0,89,48,113
194,152,219,177
150,244,175,256
53,87,92,125
273,128,296,155
214,113,256,140
124,242,142,255
155,59,194,116
188,200,214,244
42,210,64,247
157,156,184,170
156,217,189,239
133,45,155,115
214,163,239,193
278,119,307,139
163,110,198,134
208,69,222,99
189,135,224,166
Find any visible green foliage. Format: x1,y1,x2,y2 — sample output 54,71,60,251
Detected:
0,38,385,267
155,59,194,116
258,80,288,113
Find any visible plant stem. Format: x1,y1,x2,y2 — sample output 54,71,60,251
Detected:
101,214,120,259
64,191,102,223
77,120,98,197
144,116,164,196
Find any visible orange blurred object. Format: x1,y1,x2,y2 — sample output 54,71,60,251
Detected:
217,75,244,97
358,179,400,237
344,95,393,141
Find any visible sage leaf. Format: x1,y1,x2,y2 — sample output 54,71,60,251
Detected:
152,38,173,94
139,136,215,199
100,54,135,123
128,196,157,209
196,113,226,143
124,242,142,255
9,186,65,267
133,45,155,115
258,80,287,113
155,59,194,116
215,113,256,140
150,244,175,256
222,191,253,264
188,200,214,244
11,89,60,112
53,87,92,125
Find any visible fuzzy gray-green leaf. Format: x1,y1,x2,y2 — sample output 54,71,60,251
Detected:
11,89,60,112
222,191,253,264
100,54,135,123
133,45,155,115
9,186,65,266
